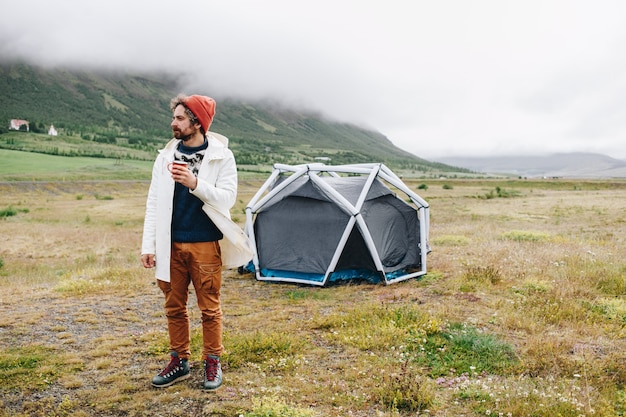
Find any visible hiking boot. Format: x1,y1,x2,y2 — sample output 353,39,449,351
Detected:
203,355,223,390
151,352,190,388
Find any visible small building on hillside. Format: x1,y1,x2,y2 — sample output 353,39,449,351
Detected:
9,119,29,131
48,124,58,136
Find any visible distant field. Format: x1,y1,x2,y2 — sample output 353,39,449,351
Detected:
0,131,475,181
1,175,626,416
0,149,154,181
0,148,455,183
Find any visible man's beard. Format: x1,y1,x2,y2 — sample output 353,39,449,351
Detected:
173,129,193,141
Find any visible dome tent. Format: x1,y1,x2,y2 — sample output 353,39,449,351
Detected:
243,163,430,286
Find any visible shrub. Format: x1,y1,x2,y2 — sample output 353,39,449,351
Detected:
94,194,113,200
479,186,521,199
494,186,521,197
314,304,442,351
0,345,75,391
0,206,17,217
376,361,435,412
463,265,502,285
244,395,318,417
225,330,306,370
0,206,29,218
409,322,518,377
501,230,551,242
432,235,469,246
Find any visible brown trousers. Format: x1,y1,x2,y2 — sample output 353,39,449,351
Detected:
157,241,223,360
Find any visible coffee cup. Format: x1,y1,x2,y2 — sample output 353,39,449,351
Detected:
167,160,188,172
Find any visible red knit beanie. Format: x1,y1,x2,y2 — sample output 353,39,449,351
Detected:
184,95,216,133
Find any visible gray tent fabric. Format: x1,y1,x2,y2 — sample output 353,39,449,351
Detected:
244,163,430,286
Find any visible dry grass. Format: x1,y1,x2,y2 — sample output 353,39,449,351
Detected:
1,178,625,416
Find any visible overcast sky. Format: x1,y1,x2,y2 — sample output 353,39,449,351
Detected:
2,0,626,160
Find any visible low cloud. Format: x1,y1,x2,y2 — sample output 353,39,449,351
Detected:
3,0,626,159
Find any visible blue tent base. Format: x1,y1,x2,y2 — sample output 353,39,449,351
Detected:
241,261,419,285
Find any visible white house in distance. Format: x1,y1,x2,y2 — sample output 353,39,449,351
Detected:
9,119,29,131
48,124,58,136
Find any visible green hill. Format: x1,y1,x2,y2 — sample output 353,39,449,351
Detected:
0,61,464,175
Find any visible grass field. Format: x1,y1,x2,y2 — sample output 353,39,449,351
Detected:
0,149,154,181
1,166,625,416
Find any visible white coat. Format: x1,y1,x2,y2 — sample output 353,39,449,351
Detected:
141,132,253,282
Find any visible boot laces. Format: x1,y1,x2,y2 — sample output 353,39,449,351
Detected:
159,356,181,377
205,356,219,380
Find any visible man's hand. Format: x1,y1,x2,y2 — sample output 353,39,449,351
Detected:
141,254,156,269
170,165,198,190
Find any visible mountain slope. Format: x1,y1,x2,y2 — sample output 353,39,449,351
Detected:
435,153,626,178
0,62,175,137
0,61,460,173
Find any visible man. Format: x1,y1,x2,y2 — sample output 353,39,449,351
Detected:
141,94,250,390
